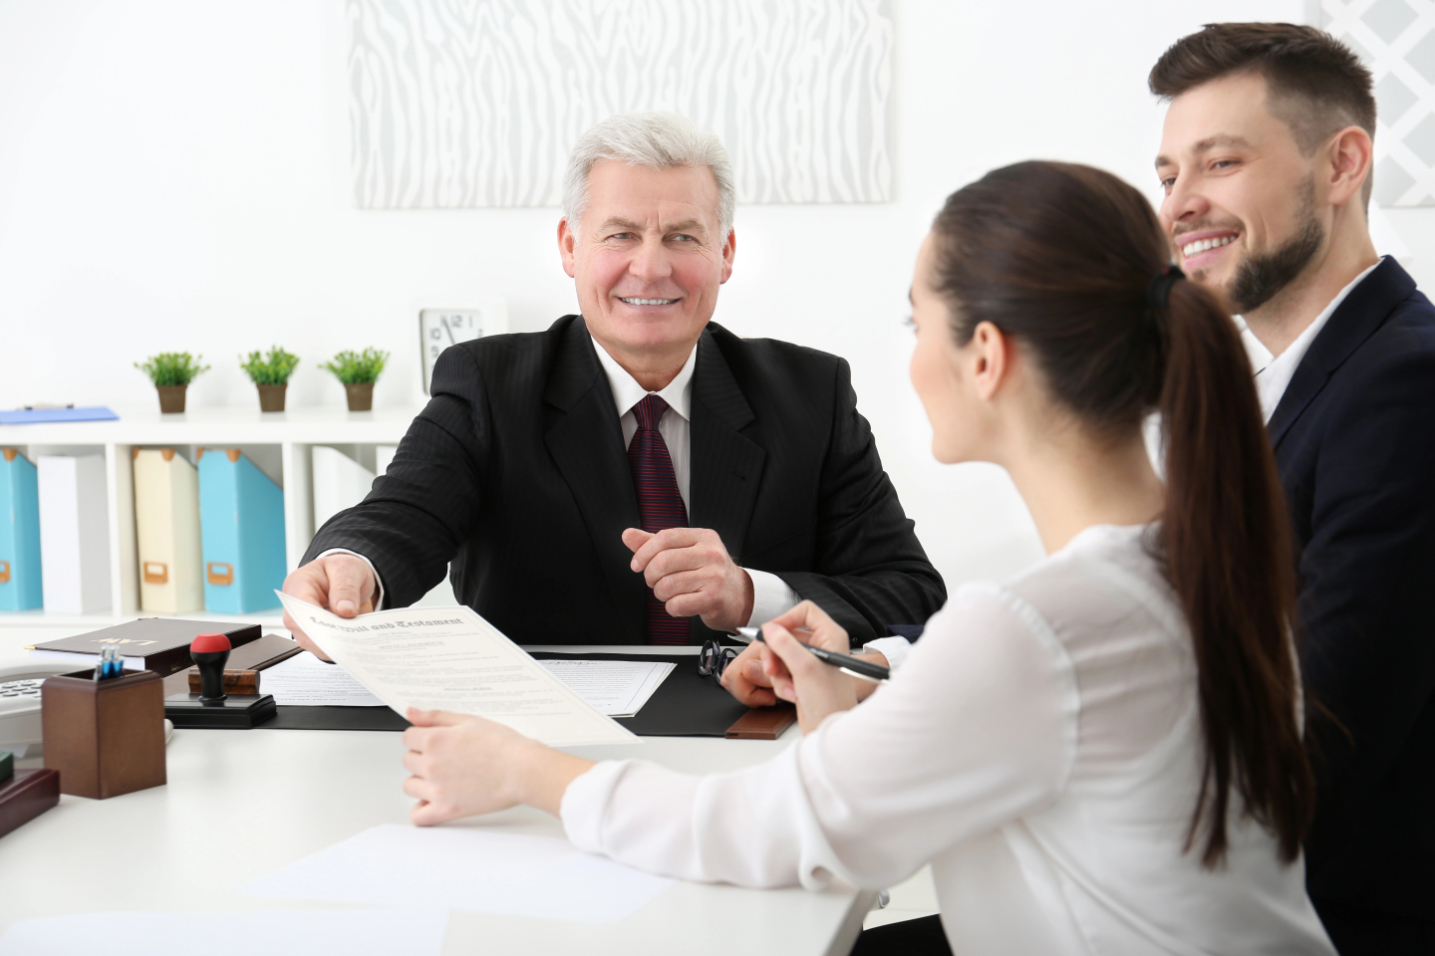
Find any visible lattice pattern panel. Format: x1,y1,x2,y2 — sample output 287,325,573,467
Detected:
1324,0,1435,206
348,0,893,209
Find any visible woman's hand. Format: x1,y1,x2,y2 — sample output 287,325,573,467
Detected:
720,602,888,708
757,601,860,733
402,709,594,825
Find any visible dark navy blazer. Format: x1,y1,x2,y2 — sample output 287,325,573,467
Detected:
1271,258,1435,923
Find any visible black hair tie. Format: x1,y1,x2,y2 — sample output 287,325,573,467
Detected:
1146,264,1186,312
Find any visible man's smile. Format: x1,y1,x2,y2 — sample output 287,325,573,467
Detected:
618,296,681,306
1175,229,1240,269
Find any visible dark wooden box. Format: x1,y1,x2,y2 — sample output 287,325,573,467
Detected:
0,769,60,838
41,670,167,799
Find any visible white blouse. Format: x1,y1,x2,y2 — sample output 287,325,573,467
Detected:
561,524,1335,955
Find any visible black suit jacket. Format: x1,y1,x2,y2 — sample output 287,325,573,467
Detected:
1271,259,1435,921
305,315,945,646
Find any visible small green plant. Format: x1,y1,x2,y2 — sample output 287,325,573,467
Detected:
134,352,210,387
239,346,301,386
320,348,389,385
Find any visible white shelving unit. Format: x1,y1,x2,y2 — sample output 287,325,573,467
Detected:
0,405,424,635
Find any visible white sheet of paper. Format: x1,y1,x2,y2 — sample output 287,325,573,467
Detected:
539,659,674,717
259,651,386,706
0,908,448,956
276,593,637,746
239,824,674,924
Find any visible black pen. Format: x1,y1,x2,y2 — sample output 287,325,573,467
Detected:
733,626,890,684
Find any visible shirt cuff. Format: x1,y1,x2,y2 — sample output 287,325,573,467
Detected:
744,569,801,627
560,760,628,856
861,636,913,671
312,548,386,610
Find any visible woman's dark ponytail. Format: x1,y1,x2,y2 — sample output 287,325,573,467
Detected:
931,160,1315,869
1158,277,1314,865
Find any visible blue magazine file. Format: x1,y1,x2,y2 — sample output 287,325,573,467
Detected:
198,449,286,613
0,449,44,610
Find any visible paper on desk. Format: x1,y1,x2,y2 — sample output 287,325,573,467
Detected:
0,908,447,956
276,593,637,746
259,650,386,706
540,659,674,717
240,824,674,924
261,649,670,716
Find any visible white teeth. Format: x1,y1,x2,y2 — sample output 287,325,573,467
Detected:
620,297,676,306
1181,235,1235,257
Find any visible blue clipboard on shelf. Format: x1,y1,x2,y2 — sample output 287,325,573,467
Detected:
0,406,119,425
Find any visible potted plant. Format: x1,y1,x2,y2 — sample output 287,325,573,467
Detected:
134,352,210,414
240,346,300,412
320,348,389,411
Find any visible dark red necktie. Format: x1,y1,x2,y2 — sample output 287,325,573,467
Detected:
628,395,690,645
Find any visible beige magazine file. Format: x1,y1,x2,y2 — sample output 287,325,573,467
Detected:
133,448,204,614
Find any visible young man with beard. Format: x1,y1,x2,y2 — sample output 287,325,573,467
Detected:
1152,24,1435,954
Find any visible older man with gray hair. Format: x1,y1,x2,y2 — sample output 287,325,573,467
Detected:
285,112,944,657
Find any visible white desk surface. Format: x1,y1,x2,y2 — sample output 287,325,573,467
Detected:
0,646,874,955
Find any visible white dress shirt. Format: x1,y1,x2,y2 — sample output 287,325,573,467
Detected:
322,335,800,627
1235,260,1381,422
590,336,800,627
561,524,1336,955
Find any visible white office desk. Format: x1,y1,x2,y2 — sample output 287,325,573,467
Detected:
0,648,875,955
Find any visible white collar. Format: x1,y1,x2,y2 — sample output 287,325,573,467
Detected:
591,333,697,422
1235,260,1381,371
1235,258,1381,420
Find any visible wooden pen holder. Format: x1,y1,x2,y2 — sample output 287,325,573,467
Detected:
42,670,167,799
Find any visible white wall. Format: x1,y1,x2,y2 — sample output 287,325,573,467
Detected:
8,0,1429,594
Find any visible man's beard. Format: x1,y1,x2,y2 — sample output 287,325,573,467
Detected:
1225,178,1324,315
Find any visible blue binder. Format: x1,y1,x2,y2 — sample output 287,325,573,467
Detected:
198,449,286,613
0,449,43,610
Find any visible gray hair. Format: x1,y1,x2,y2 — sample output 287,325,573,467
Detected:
561,112,735,240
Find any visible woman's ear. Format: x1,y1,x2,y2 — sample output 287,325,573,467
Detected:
968,321,1010,400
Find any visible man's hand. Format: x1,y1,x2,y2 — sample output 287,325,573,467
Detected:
623,527,754,632
402,708,594,823
758,601,860,734
720,640,781,707
722,602,889,707
280,553,377,661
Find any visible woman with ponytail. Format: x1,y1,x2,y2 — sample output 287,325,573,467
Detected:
399,162,1335,955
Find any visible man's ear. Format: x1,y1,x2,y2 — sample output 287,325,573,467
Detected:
1326,125,1373,209
558,218,578,278
969,321,1010,401
719,228,737,285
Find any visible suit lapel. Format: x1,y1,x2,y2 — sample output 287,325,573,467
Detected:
1268,258,1414,449
689,329,766,562
543,319,646,643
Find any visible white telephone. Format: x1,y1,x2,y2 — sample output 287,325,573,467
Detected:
0,660,79,760
0,660,175,760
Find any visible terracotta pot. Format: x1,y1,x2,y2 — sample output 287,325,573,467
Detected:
257,384,287,412
156,386,187,414
344,382,374,412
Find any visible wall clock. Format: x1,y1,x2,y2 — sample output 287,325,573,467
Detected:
418,303,507,395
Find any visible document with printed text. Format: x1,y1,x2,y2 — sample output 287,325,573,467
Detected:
260,651,386,706
276,593,637,746
538,659,674,717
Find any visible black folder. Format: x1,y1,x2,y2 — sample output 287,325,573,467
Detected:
264,652,749,736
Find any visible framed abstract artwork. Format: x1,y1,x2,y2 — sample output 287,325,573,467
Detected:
348,0,893,209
